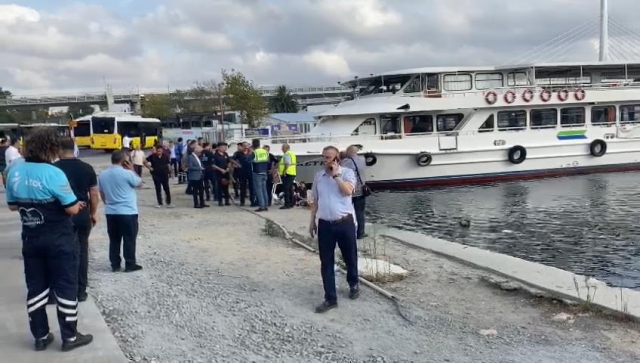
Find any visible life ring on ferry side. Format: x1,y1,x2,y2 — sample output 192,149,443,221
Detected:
508,145,527,164
540,89,552,102
590,139,607,157
558,89,570,102
575,88,586,101
522,89,534,103
484,91,498,105
364,153,377,167
504,90,517,104
416,152,433,167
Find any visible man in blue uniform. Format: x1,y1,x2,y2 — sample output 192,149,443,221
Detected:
6,127,93,351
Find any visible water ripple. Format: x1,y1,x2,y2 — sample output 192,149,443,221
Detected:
368,172,640,289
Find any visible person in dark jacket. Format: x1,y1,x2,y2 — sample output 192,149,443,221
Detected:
188,146,208,209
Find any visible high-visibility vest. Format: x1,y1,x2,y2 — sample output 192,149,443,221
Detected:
278,150,297,176
254,148,269,163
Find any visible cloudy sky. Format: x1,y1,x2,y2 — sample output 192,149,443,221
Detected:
2,0,640,95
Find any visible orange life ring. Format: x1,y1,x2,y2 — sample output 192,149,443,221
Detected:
558,89,569,102
522,89,534,103
540,89,552,102
485,91,498,105
504,90,516,104
574,88,586,101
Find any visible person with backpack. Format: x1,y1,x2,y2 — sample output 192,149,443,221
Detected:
341,145,371,240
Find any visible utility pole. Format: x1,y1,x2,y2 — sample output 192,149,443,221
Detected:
599,0,609,62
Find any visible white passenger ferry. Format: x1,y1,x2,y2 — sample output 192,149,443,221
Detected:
262,61,640,188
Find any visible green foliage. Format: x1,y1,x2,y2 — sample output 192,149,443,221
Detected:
142,94,176,119
0,87,11,99
269,85,299,113
67,104,95,119
222,69,267,128
187,80,224,114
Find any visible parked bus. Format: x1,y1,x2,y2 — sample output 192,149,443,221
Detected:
91,114,160,151
20,123,71,138
71,115,92,147
0,123,19,141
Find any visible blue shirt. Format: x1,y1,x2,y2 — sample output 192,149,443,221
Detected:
98,165,141,215
6,160,78,236
312,167,356,222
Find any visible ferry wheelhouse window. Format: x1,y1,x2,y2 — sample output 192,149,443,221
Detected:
591,106,616,125
530,109,558,129
620,105,640,124
403,76,422,93
381,115,401,134
560,107,585,127
443,74,472,91
479,115,494,133
404,115,433,134
475,73,504,90
507,72,528,86
497,111,526,131
352,118,376,136
436,114,464,132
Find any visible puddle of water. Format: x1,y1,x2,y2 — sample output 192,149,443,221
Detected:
368,172,640,289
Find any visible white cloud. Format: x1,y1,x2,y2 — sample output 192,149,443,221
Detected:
0,4,40,24
303,50,352,78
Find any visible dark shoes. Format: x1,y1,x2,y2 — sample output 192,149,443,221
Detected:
357,233,369,240
255,208,268,212
194,205,203,209
61,333,93,352
35,333,54,351
225,201,231,206
201,204,210,208
124,264,143,273
349,286,360,300
315,301,338,313
78,291,88,302
112,266,121,272
279,205,292,210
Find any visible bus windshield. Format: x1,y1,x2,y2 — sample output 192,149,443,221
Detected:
74,121,91,137
92,117,116,134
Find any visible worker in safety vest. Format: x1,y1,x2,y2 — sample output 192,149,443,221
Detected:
251,139,270,212
278,143,297,210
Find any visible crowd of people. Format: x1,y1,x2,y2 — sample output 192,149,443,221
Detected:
0,129,373,352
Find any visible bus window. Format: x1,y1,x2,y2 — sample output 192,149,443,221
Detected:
118,122,142,137
92,117,115,134
74,122,91,137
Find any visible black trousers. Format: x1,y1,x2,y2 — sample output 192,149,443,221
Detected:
216,174,230,204
133,165,143,177
189,179,205,207
152,174,171,206
317,215,359,304
282,175,295,207
352,196,366,239
238,172,254,205
106,215,138,269
73,212,92,295
171,158,178,177
266,173,274,206
23,227,79,340
204,170,217,200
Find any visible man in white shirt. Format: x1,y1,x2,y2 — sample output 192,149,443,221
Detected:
5,138,21,165
309,146,359,314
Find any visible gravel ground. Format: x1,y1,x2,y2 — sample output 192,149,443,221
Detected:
82,152,639,362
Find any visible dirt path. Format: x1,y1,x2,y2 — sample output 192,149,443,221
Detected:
85,177,640,362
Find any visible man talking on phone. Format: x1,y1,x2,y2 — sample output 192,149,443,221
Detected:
309,146,359,313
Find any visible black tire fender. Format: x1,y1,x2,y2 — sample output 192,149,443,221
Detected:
508,145,527,164
416,152,433,167
590,139,607,157
364,153,377,167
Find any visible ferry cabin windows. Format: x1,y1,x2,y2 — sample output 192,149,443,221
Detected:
560,107,585,127
479,115,495,133
507,72,528,86
436,114,464,132
620,105,640,124
592,106,616,126
475,73,504,90
352,118,377,136
443,74,472,91
404,115,433,134
530,109,558,129
497,111,526,131
403,77,422,93
381,115,401,135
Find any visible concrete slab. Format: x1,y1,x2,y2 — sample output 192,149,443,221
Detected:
0,196,127,362
377,226,640,320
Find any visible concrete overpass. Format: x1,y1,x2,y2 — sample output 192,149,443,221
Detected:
0,85,352,111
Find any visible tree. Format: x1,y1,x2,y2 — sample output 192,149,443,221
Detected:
187,80,224,114
0,87,11,100
67,104,95,119
223,70,267,128
142,94,177,119
269,85,299,113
